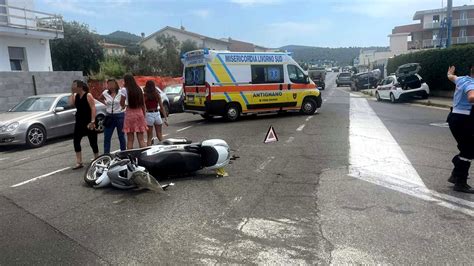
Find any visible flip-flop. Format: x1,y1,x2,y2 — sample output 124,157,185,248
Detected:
72,163,84,170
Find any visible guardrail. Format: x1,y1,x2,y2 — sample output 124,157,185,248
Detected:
452,36,474,44
0,4,63,34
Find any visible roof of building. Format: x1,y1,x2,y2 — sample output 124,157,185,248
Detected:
141,26,229,45
413,5,474,20
100,42,126,49
391,23,423,34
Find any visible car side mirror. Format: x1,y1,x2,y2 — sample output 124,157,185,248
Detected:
54,107,65,112
305,75,310,84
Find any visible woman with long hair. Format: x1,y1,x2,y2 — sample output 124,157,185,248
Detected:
68,80,99,169
100,79,126,153
120,74,148,149
143,80,168,145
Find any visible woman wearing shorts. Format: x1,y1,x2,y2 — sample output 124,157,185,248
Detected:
143,80,168,145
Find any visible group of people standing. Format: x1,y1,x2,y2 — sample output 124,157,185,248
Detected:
70,74,168,170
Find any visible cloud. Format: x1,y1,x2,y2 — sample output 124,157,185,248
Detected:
230,0,282,7
190,9,211,19
44,0,98,16
262,20,333,47
331,0,473,19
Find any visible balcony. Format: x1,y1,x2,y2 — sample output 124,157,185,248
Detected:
452,36,474,44
0,3,63,39
423,21,441,29
424,19,474,29
422,38,447,48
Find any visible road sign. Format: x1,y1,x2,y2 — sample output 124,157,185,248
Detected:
264,126,278,144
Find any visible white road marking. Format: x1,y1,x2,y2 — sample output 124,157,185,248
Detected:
16,157,30,162
176,126,192,132
296,124,305,131
286,137,295,143
11,167,70,188
163,134,169,137
256,156,275,173
349,97,474,217
306,116,314,122
430,122,449,128
0,157,10,161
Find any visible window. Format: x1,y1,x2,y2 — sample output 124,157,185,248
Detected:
432,30,439,40
184,66,205,86
56,96,73,110
287,65,307,84
8,47,28,71
251,65,283,84
461,11,467,20
433,15,440,23
0,0,6,24
460,28,467,38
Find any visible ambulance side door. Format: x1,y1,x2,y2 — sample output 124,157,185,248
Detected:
287,64,308,106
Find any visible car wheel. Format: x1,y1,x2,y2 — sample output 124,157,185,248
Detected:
376,92,381,101
84,154,114,187
225,104,240,122
163,102,170,116
390,93,397,103
95,114,105,133
301,98,317,115
26,125,46,148
180,102,185,112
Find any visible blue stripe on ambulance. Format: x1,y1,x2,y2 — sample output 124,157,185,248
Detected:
224,92,232,102
217,54,237,84
206,63,221,85
240,91,249,105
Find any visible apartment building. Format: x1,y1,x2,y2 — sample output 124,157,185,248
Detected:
391,5,474,51
0,0,63,71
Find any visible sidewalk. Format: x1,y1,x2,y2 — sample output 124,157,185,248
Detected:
359,89,452,109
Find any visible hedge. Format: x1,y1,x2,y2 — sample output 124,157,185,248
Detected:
387,44,474,92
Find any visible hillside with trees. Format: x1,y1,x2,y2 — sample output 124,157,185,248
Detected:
280,45,389,66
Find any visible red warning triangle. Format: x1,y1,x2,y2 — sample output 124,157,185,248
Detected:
264,126,278,144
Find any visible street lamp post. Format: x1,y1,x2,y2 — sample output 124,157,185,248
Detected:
446,0,453,48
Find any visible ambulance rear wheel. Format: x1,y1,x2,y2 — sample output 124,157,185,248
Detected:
301,99,317,115
225,104,240,122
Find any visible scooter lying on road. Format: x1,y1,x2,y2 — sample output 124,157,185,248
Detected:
83,138,232,190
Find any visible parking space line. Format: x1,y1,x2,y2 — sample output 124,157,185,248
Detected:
305,116,314,122
296,124,305,131
176,126,192,132
0,157,10,161
11,167,70,188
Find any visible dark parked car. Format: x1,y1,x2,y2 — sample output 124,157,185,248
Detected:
308,67,326,90
164,84,184,113
351,72,378,91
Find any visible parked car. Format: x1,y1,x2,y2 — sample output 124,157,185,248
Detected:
308,67,326,90
336,72,352,87
139,86,170,116
332,67,340,72
0,93,106,148
375,63,429,103
164,84,185,113
351,72,378,91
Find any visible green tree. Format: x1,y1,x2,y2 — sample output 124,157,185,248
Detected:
155,34,181,76
99,56,126,79
50,21,104,75
180,39,198,55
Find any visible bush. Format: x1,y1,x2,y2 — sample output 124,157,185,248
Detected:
387,44,474,92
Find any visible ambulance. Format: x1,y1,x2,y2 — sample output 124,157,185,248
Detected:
182,49,322,121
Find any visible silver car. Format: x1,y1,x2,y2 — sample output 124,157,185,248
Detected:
0,93,106,148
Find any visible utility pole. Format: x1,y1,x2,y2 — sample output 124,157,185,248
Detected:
446,0,453,48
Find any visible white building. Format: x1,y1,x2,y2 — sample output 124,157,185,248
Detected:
141,26,270,52
0,0,63,71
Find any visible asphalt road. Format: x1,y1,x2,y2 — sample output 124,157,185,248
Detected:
0,73,473,264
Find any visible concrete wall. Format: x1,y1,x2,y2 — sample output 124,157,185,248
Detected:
0,71,83,111
390,34,409,53
0,35,53,71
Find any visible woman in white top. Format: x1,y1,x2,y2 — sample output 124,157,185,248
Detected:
100,79,126,153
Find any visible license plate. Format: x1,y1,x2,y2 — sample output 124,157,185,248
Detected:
187,95,195,101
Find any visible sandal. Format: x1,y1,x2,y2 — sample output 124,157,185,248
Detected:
72,163,84,170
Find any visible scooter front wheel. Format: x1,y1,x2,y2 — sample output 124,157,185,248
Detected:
84,154,114,186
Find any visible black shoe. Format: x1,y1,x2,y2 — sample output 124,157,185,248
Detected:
453,184,474,193
448,175,470,184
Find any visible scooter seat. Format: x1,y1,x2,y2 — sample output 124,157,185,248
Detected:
115,147,151,159
200,146,219,167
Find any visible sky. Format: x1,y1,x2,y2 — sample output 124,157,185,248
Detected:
36,0,474,48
